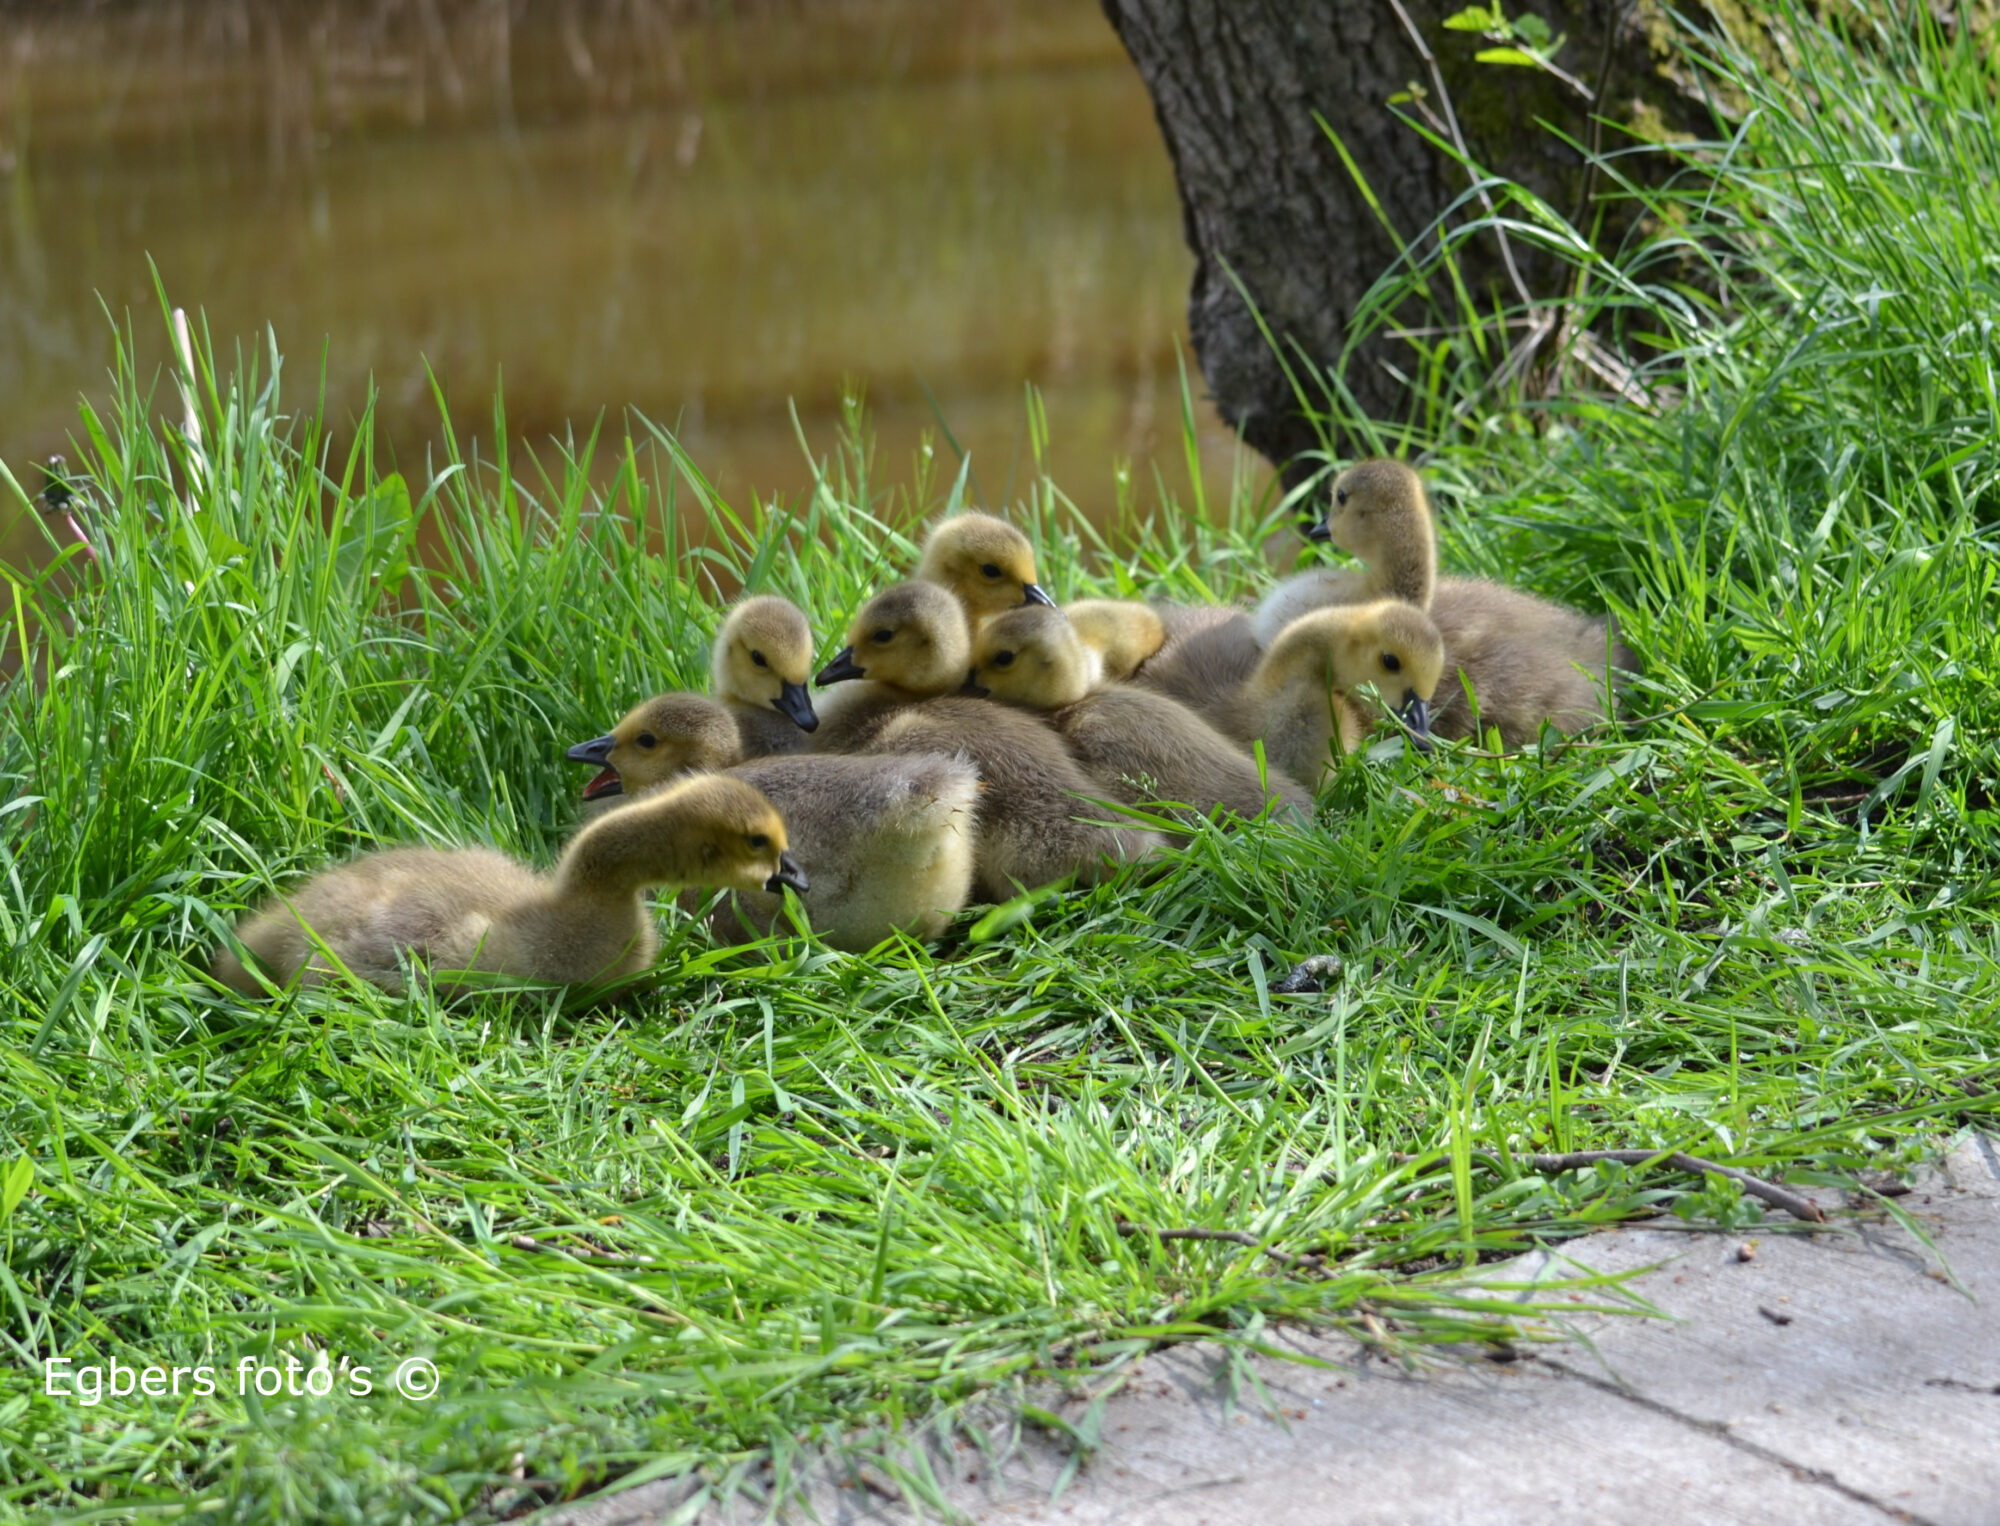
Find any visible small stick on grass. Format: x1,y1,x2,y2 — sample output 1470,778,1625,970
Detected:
1397,1149,1825,1223
1115,1219,1323,1271
508,1234,658,1264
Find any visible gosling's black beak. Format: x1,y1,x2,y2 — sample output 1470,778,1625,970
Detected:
1304,520,1333,544
566,734,616,766
1397,691,1433,754
765,851,809,895
773,679,819,732
1021,583,1057,608
960,670,991,698
816,647,865,686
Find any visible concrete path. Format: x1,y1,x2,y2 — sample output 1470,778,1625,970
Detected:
539,1135,2000,1526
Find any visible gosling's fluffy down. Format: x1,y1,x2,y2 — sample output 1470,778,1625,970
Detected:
1259,459,1639,747
968,606,1310,830
1220,602,1446,790
914,512,1056,627
1061,599,1166,682
711,594,820,757
568,692,978,949
815,581,1159,899
212,774,802,997
1424,584,1635,747
1130,605,1267,729
867,700,1159,899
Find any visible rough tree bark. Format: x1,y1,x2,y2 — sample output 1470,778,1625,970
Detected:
1099,0,1701,478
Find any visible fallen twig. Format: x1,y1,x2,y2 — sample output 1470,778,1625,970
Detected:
508,1234,657,1264
1398,1149,1825,1223
1115,1219,1323,1271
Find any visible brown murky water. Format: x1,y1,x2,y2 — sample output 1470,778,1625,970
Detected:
0,0,1263,574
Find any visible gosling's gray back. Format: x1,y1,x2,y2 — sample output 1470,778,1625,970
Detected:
214,846,542,995
1428,579,1639,745
693,751,979,948
1051,686,1312,833
862,697,1158,900
1131,607,1264,727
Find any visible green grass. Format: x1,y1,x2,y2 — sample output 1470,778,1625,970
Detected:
3,3,1999,1521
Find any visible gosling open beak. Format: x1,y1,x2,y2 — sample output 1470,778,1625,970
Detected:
960,670,991,698
565,734,625,800
1021,583,1057,608
773,679,820,732
816,647,865,686
1304,520,1333,544
1397,691,1433,754
765,851,809,895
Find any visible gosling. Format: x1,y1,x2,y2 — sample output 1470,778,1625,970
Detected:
809,580,977,750
915,512,1056,628
1061,598,1167,681
816,580,1160,900
1257,459,1636,747
567,693,977,949
1224,602,1446,789
966,605,1311,829
712,594,820,756
212,775,805,997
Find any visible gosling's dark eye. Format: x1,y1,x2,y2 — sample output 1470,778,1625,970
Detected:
871,628,895,645
637,732,659,748
748,833,769,849
1380,653,1401,674
993,650,1016,668
981,562,1003,578
750,650,769,668
1336,488,1349,506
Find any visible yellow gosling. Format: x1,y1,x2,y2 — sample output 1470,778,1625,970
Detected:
213,775,802,997
915,512,1055,627
815,581,1159,899
1061,597,1167,681
1258,459,1637,746
711,594,820,756
566,692,977,949
809,580,974,749
1224,601,1445,790
968,606,1311,828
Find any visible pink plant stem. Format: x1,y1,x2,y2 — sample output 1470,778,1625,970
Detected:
63,510,99,567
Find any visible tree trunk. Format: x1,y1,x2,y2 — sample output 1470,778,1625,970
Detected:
1099,0,1700,478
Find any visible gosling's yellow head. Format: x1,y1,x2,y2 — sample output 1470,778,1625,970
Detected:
815,580,972,697
1061,598,1166,680
1267,600,1446,750
559,771,807,898
915,513,1054,623
711,595,818,733
964,606,1091,709
647,773,807,897
1312,458,1434,561
566,692,742,802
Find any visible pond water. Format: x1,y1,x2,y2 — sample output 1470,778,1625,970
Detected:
0,0,1263,575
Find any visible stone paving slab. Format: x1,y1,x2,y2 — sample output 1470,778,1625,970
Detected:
539,1134,2000,1526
